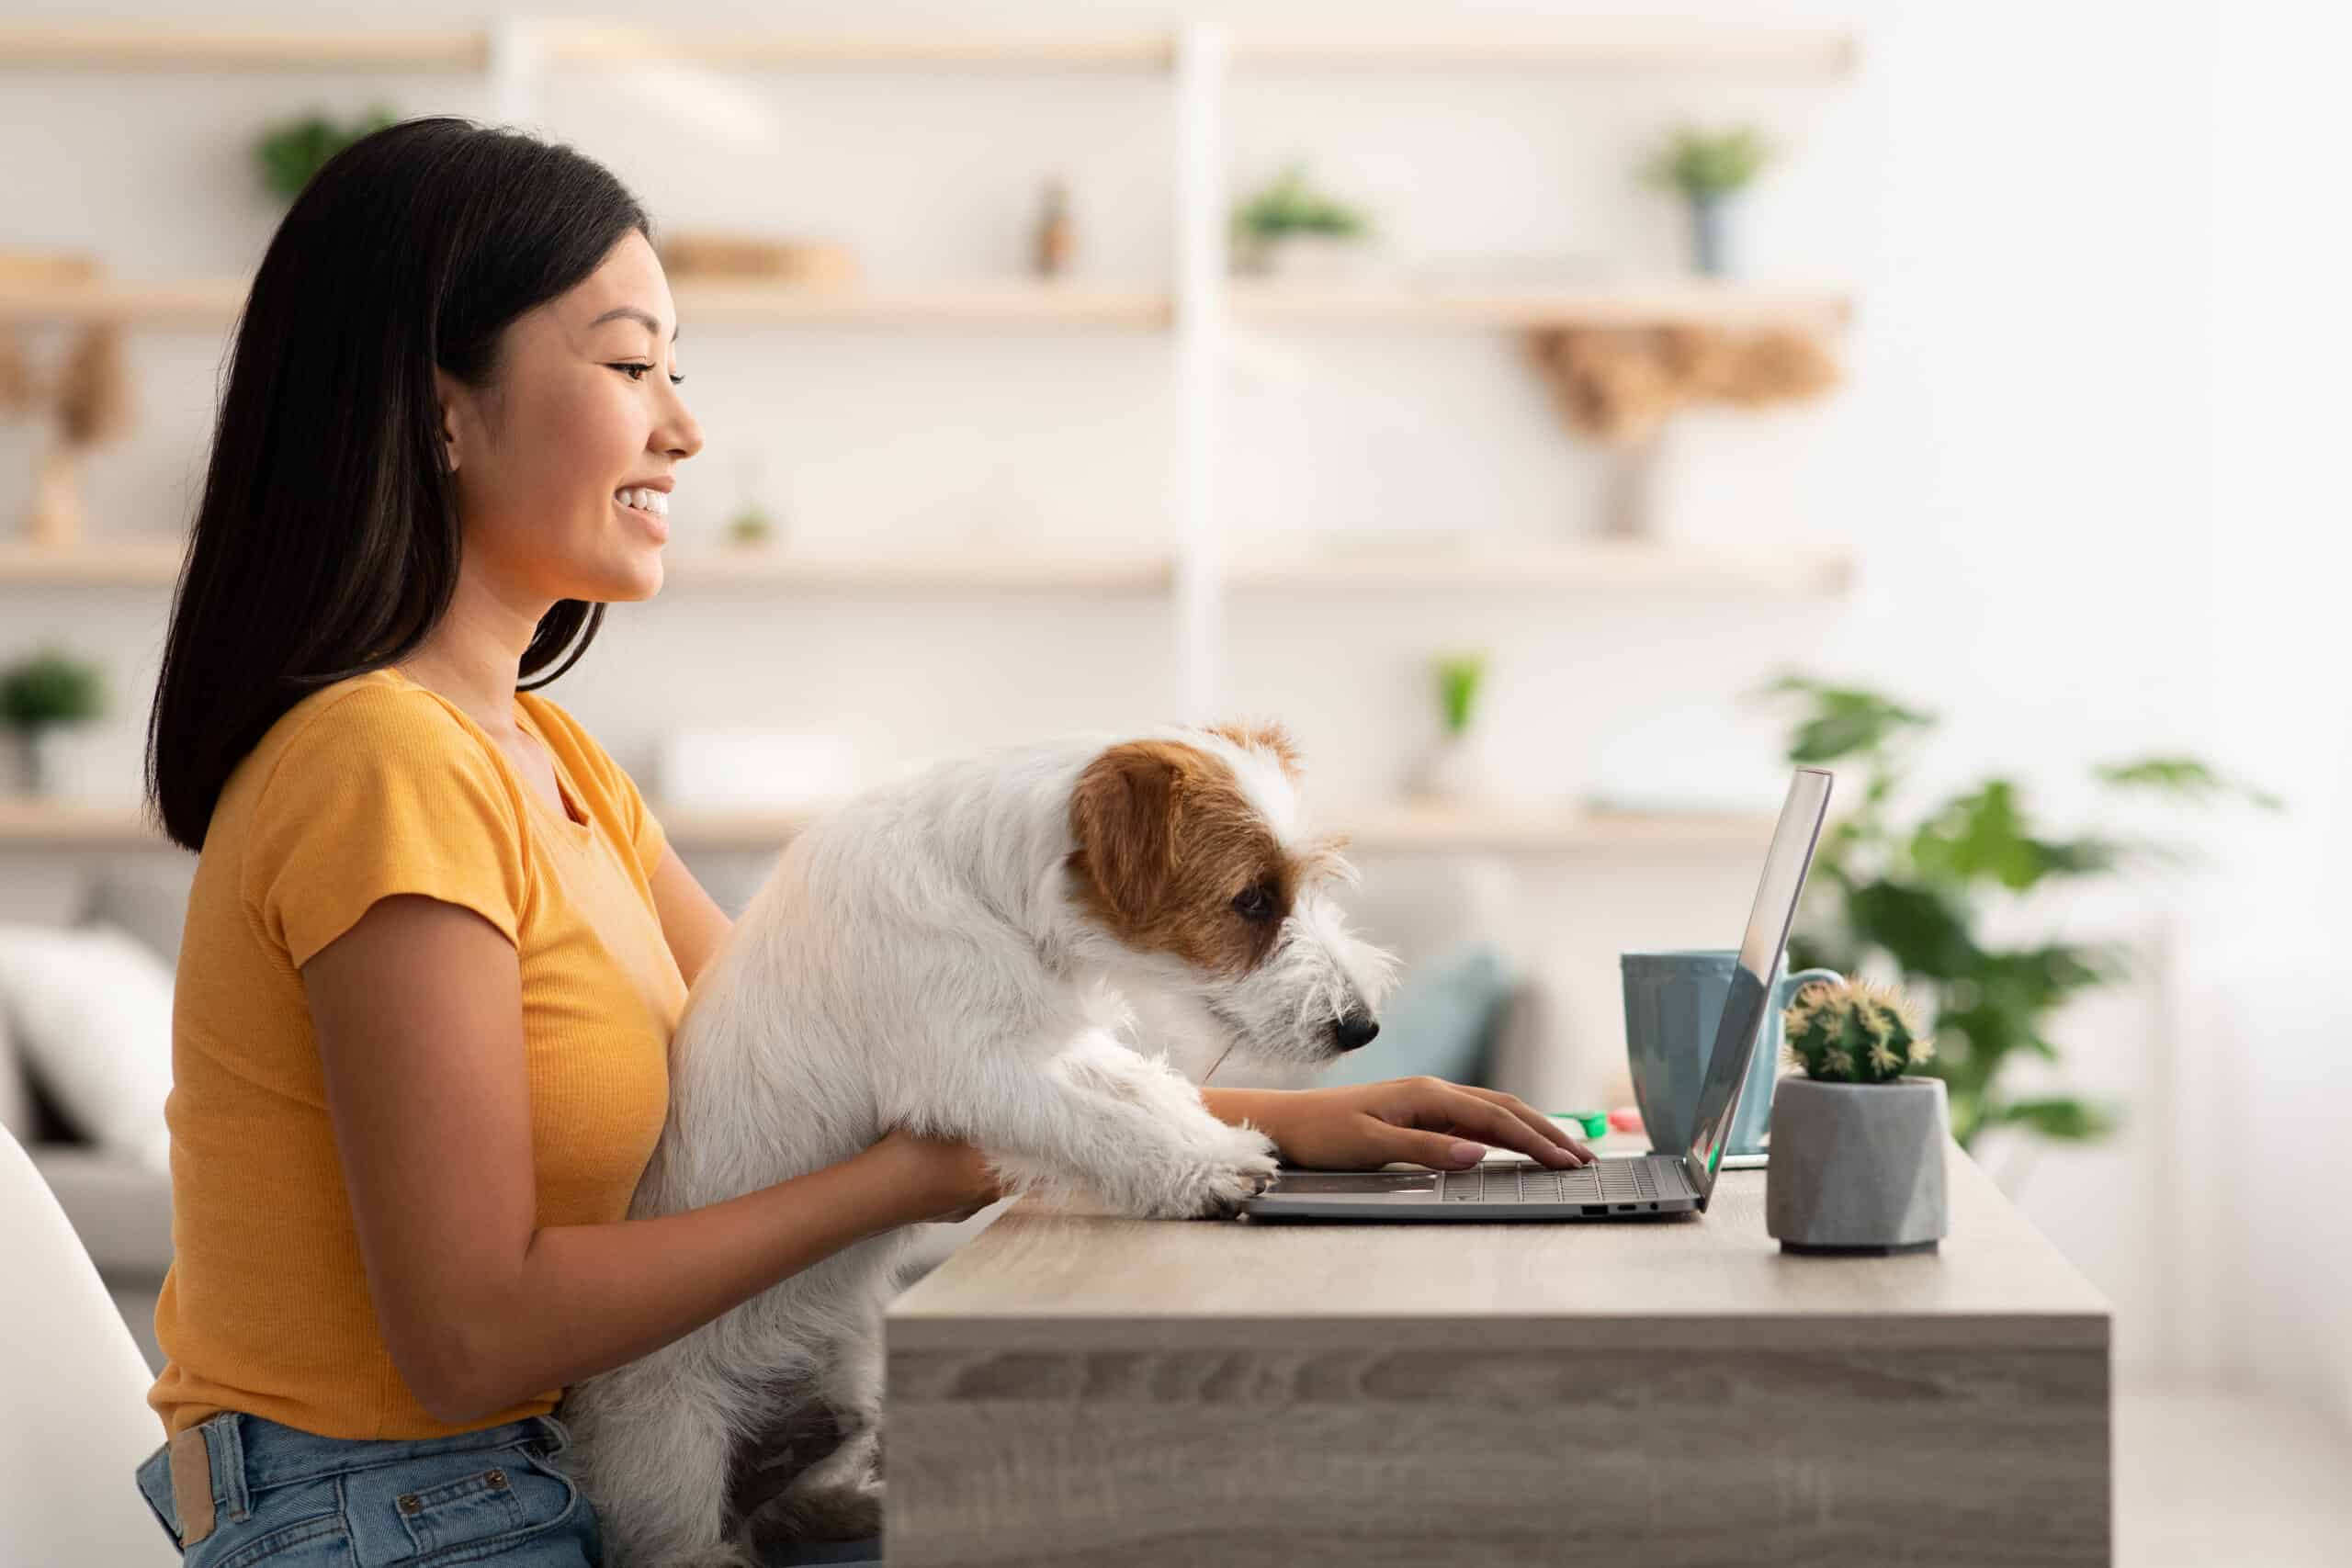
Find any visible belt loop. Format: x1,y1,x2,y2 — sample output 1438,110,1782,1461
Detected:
205,1411,253,1523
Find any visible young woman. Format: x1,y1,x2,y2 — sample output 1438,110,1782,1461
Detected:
135,118,1586,1566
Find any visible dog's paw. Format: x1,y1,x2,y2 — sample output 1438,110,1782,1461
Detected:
1145,1126,1280,1220
743,1476,885,1553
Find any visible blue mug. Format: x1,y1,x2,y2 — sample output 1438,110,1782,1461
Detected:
1621,951,1841,1159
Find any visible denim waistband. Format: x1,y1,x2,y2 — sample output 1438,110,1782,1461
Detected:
138,1410,569,1540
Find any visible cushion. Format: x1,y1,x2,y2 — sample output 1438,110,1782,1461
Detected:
0,1003,30,1141
0,923,175,1170
1310,944,1516,1089
83,861,198,972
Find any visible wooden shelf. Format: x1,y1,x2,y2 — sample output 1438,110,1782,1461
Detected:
672,280,1170,330
537,24,1174,72
1227,280,1851,332
0,276,1170,330
1227,539,1852,596
660,547,1175,595
0,539,1849,596
0,540,185,585
0,278,1849,334
0,539,1170,594
0,22,1851,77
1228,27,1855,74
0,795,1770,857
0,22,487,71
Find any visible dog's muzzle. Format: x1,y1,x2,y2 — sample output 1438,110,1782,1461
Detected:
1330,1010,1380,1052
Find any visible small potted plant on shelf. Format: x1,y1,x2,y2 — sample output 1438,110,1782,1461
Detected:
1229,163,1375,279
1642,124,1774,278
1,646,106,798
254,105,400,205
1408,649,1491,802
1765,976,1948,1255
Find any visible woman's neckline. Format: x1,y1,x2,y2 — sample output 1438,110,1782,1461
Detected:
378,667,593,836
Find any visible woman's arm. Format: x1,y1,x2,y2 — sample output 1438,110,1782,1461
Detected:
303,893,996,1427
647,841,733,988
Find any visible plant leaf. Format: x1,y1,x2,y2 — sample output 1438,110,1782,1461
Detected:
1986,1097,2117,1141
2095,756,2284,811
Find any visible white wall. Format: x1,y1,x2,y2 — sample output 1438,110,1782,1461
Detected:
8,0,2336,1397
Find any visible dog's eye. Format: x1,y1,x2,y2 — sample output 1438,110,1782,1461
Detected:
1230,885,1276,921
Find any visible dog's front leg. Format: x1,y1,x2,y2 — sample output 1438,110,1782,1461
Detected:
968,1032,1280,1220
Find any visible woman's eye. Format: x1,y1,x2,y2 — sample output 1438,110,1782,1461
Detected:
610,362,685,386
1230,886,1274,921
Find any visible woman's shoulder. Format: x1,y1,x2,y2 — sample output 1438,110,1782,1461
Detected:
227,669,513,822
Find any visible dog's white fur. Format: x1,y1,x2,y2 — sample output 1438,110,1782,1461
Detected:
562,727,1392,1567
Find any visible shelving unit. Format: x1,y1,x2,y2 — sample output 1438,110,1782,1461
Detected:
0,17,1859,857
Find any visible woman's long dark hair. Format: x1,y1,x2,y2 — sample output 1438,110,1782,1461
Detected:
147,118,650,852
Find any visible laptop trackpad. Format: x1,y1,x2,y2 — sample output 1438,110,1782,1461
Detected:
1268,1171,1442,1195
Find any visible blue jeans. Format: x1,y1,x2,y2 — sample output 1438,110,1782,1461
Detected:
135,1409,602,1565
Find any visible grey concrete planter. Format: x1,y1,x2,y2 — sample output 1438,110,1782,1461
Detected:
1765,1076,1949,1255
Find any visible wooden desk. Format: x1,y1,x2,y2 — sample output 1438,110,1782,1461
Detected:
884,1144,2109,1567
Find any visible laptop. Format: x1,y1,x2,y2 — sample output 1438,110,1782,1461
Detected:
1238,766,1833,1223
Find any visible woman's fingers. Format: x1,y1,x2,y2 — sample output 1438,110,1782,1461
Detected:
1449,1085,1595,1166
1395,1081,1593,1168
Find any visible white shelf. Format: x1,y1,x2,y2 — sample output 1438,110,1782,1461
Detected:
0,795,1771,857
1227,280,1851,332
1227,540,1852,596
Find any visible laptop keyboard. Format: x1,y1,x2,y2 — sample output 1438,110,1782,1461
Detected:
1441,1158,1690,1206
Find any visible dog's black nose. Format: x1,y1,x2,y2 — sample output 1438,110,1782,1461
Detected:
1332,1013,1380,1052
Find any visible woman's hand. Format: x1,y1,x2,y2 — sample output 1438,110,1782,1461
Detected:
1212,1077,1595,1172
865,1127,1011,1224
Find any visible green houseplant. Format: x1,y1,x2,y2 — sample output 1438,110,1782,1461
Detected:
254,106,399,204
1409,649,1491,802
1759,674,2278,1152
1,646,106,796
1229,163,1374,278
1642,124,1774,277
1767,975,1951,1253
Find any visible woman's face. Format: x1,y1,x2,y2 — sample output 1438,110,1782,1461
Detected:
435,230,703,605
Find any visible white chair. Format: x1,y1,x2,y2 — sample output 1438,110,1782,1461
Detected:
0,1123,177,1564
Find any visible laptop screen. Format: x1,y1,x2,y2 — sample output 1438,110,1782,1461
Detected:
1682,767,1834,1203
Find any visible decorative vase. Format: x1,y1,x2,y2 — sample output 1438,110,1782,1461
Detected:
1765,1076,1950,1255
1408,729,1488,802
1238,233,1367,281
1687,191,1732,277
2,728,32,795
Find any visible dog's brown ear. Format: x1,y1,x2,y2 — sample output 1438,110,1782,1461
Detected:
1205,719,1302,780
1069,741,1190,924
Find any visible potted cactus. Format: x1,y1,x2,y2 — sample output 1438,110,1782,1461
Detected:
1765,976,1950,1255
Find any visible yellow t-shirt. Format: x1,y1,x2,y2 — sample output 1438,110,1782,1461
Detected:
147,667,687,1439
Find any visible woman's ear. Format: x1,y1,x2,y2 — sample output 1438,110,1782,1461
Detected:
430,366,468,474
